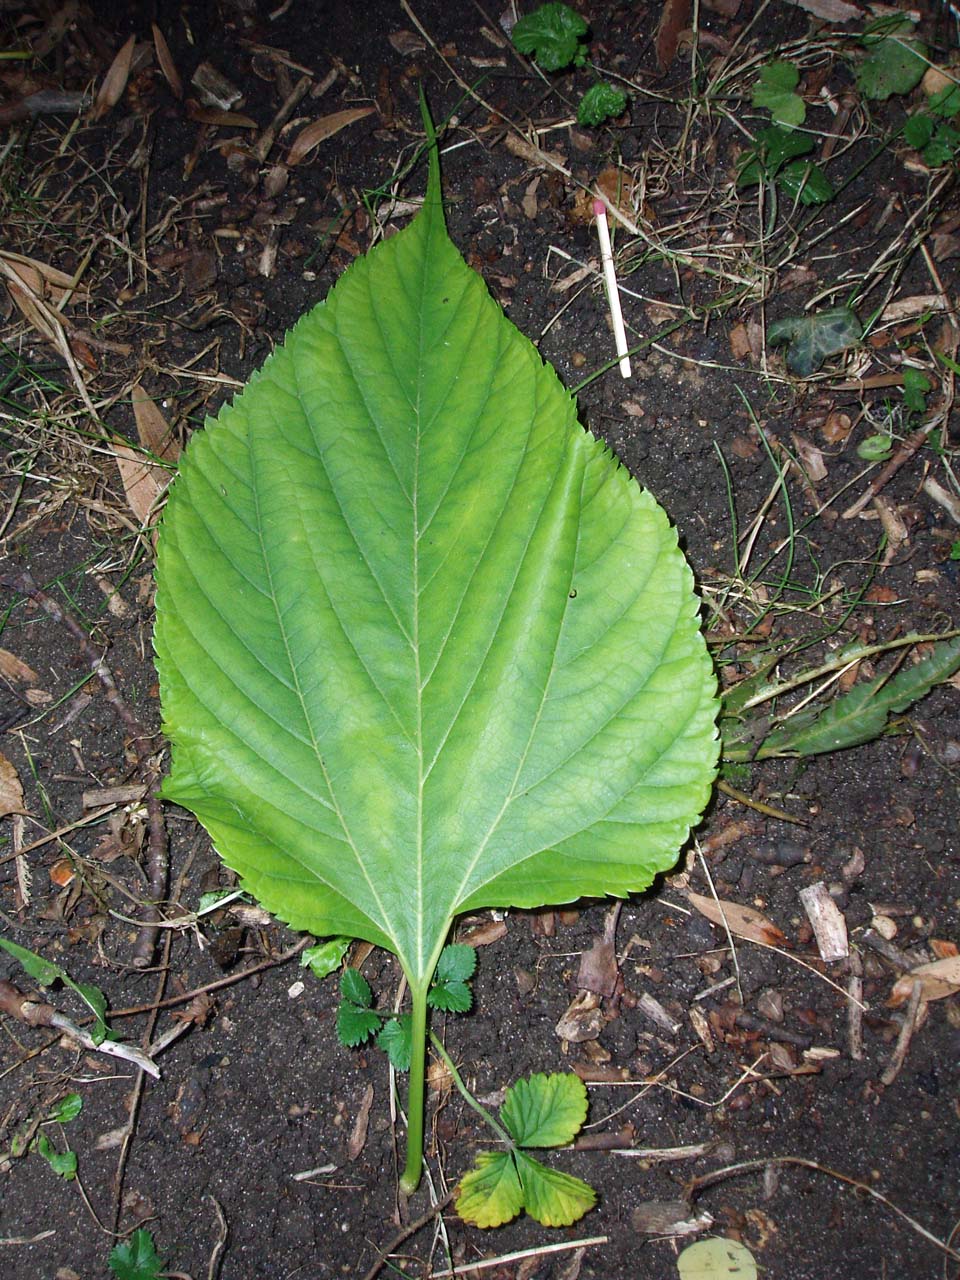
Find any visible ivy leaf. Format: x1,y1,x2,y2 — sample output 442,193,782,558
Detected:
577,82,627,127
108,1229,166,1280
777,160,833,205
376,1015,412,1070
768,307,862,377
514,1151,597,1227
500,1073,588,1148
857,31,928,100
510,2,588,72
301,936,352,980
753,61,805,127
34,1133,77,1180
456,1151,524,1228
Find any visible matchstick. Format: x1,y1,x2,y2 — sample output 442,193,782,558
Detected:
593,198,631,379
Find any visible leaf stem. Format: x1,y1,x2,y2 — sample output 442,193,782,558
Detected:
400,983,429,1194
429,1031,514,1147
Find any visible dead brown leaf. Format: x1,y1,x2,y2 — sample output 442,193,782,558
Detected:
655,0,692,73
0,648,38,684
0,751,27,819
555,990,604,1043
187,106,259,129
888,955,960,1005
820,409,853,444
131,384,180,462
346,1082,374,1161
91,35,136,121
729,322,752,361
791,433,828,483
577,902,621,996
287,107,375,165
686,891,788,948
151,23,183,99
111,438,170,527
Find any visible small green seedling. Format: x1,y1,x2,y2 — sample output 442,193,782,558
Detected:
454,1071,596,1228
0,935,113,1045
109,1228,166,1280
336,944,476,1071
511,2,627,126
856,16,928,101
511,2,588,71
27,1093,83,1181
752,60,805,127
738,62,832,206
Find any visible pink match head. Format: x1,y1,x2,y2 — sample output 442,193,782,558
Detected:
592,198,605,216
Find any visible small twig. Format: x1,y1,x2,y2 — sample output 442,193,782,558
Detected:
0,980,159,1077
359,1190,455,1280
880,979,924,1087
0,570,168,967
842,419,939,520
107,936,311,1018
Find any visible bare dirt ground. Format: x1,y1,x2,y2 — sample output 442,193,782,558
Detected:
1,2,959,1278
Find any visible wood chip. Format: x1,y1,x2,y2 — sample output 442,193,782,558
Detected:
655,0,692,72
799,882,848,962
555,990,604,1043
631,1199,713,1236
287,108,375,165
111,438,169,527
0,648,38,684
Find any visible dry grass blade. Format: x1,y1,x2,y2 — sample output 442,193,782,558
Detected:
287,107,375,165
91,34,136,121
151,23,183,99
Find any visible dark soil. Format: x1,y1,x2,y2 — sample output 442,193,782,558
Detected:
2,2,959,1279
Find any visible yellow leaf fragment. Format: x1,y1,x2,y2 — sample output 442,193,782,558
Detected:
286,107,375,165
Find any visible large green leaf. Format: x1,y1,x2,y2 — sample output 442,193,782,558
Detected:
154,115,718,1188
